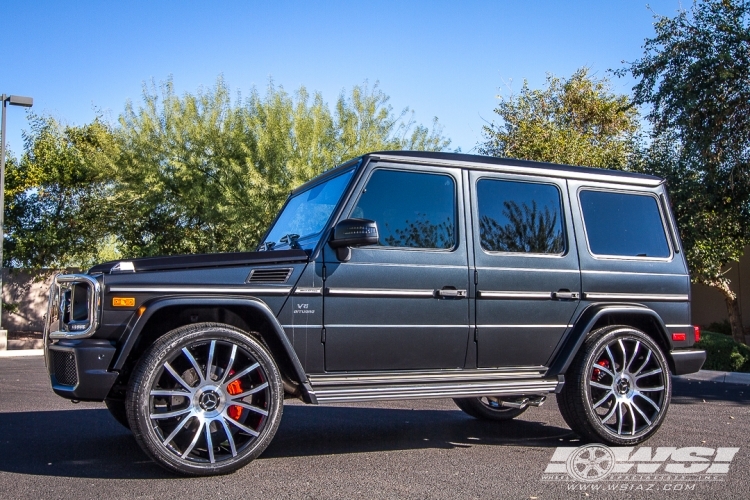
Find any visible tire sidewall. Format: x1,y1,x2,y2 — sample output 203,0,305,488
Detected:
127,323,284,476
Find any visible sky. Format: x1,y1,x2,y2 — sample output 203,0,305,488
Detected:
1,0,686,158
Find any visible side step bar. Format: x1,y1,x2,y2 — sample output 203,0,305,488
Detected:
311,379,561,403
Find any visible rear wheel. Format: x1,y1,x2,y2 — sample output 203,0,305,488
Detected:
557,326,671,445
126,323,283,476
453,396,529,421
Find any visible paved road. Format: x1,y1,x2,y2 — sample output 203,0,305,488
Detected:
0,356,748,499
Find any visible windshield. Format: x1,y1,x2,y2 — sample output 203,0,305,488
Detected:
261,168,355,251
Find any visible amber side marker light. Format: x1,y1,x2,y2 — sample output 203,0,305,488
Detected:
112,297,136,307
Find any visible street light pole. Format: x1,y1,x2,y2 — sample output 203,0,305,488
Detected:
0,94,33,338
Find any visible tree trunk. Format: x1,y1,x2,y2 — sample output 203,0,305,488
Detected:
715,280,747,345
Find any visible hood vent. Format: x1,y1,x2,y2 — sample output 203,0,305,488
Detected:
246,268,293,284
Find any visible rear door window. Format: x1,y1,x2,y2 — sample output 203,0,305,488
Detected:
579,190,670,258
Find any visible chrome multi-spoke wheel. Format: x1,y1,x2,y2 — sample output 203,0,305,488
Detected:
453,396,529,421
557,326,671,445
127,323,283,476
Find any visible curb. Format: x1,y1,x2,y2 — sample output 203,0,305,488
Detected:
0,349,44,358
675,369,750,386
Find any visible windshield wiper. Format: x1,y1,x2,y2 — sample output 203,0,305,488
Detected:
279,234,301,250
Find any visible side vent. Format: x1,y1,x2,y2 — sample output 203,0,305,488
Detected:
246,268,293,284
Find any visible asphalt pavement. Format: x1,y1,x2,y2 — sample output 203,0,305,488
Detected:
0,356,748,499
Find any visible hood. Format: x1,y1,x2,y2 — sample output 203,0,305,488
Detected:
88,250,310,274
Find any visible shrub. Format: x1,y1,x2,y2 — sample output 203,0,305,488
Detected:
696,331,750,373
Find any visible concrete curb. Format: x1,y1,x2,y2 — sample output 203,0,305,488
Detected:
675,369,750,386
0,349,43,358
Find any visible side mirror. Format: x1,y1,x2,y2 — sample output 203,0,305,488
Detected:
330,218,379,261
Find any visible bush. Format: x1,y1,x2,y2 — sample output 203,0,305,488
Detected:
705,320,732,336
696,331,750,373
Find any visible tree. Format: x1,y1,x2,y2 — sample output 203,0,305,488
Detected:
3,115,119,268
115,77,449,257
622,0,750,344
480,68,640,169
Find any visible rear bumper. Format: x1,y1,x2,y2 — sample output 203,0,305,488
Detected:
46,339,118,401
669,349,706,375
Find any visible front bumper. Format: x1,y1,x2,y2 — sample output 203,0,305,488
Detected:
46,339,118,401
669,349,707,375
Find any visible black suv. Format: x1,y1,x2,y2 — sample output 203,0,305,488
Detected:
44,151,705,475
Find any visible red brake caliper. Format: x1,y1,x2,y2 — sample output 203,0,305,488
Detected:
592,359,610,381
226,370,243,420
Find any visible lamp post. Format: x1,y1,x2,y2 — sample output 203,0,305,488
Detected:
0,94,33,341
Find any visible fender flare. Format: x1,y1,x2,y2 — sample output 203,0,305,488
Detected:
111,295,316,403
546,303,672,378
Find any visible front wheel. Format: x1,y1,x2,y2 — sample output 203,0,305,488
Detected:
453,397,529,421
557,326,671,445
126,323,284,476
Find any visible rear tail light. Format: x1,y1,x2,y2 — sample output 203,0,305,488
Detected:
694,326,701,343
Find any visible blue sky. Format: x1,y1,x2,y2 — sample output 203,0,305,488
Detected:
2,0,684,157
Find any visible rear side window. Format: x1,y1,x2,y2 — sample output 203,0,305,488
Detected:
351,169,456,249
580,190,670,258
477,179,565,254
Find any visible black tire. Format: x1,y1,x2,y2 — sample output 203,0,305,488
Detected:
105,398,130,430
453,397,529,421
556,326,672,446
126,323,284,476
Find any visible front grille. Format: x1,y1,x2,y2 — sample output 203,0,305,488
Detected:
52,350,78,386
246,268,293,284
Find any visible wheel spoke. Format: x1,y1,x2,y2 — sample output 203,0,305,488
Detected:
151,407,192,420
226,415,260,437
605,346,617,369
161,411,194,445
164,362,194,392
636,368,662,379
626,341,640,372
590,381,612,391
637,384,665,392
205,421,215,464
182,347,205,383
218,344,238,385
630,398,652,425
592,391,614,409
150,389,191,397
618,339,628,372
617,402,624,435
219,418,238,457
634,350,652,376
224,362,260,387
230,400,269,416
180,419,205,458
600,402,618,424
206,340,216,381
635,391,661,412
594,364,616,378
627,402,636,435
229,382,269,400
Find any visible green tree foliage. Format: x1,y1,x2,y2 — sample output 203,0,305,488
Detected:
3,115,119,268
480,201,564,254
623,0,750,344
480,68,640,169
115,77,449,257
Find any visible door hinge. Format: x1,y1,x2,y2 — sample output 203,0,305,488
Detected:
474,327,478,341
321,327,326,343
322,265,327,281
474,270,479,285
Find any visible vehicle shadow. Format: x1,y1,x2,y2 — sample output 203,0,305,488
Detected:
671,379,750,405
0,404,571,479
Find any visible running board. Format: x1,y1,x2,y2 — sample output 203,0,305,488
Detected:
310,379,561,403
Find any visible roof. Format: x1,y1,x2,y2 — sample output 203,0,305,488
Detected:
367,151,664,187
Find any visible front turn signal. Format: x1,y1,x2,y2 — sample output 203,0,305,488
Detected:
112,297,136,307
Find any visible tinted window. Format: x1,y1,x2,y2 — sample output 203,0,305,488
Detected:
580,190,670,258
351,170,455,249
477,179,565,254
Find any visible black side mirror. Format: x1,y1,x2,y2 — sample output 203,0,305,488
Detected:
330,218,379,261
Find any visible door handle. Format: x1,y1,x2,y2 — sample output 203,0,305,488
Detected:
553,290,580,300
437,288,467,298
